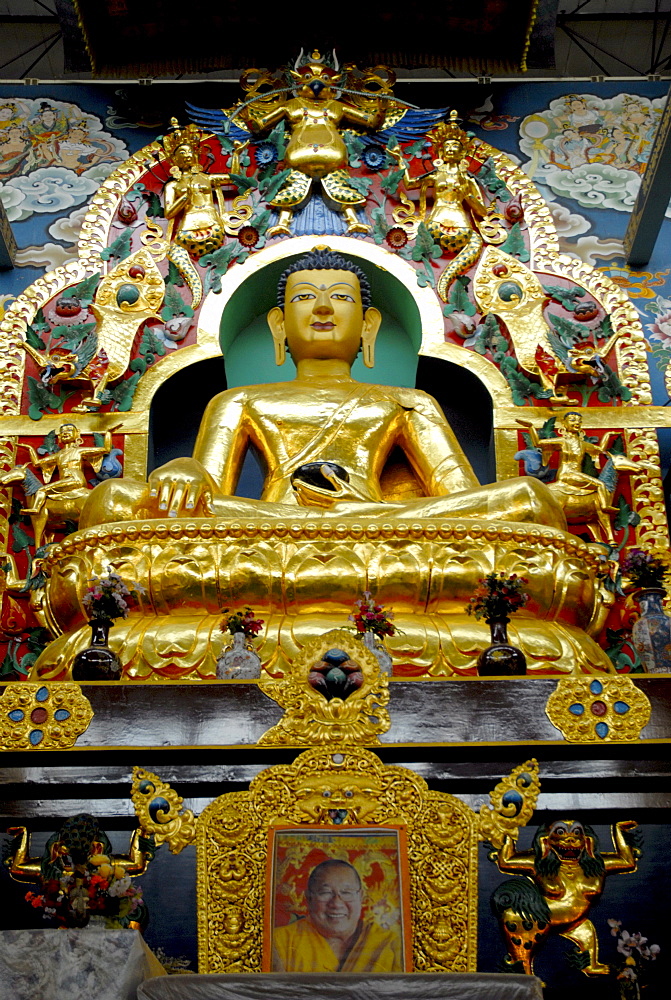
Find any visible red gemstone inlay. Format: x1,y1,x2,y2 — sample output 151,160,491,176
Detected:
128,265,145,279
590,700,607,716
492,264,508,277
30,707,48,724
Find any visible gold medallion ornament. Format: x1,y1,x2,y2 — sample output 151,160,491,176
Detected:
0,682,93,750
131,767,197,854
545,675,651,742
257,629,390,746
130,748,539,974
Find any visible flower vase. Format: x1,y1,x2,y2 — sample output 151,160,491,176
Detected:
216,631,262,679
477,618,526,676
361,630,393,676
72,619,122,681
631,588,671,673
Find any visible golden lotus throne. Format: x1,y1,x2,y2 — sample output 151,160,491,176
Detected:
31,239,615,682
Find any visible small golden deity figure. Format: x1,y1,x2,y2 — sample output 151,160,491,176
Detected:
0,421,118,550
392,111,505,301
491,818,639,976
518,412,639,545
162,118,245,259
238,52,387,237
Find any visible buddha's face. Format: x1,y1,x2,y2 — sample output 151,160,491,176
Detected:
269,268,381,366
307,863,362,941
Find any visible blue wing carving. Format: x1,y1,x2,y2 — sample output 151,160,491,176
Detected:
374,106,449,144
185,102,250,142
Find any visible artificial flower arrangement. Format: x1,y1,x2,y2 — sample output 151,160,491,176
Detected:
466,572,529,621
219,606,265,640
82,569,144,621
25,853,146,930
349,592,397,638
607,918,660,995
620,548,670,590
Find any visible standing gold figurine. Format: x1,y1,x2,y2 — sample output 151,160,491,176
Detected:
490,818,639,976
162,118,247,258
0,421,119,550
392,112,505,301
517,412,639,545
238,52,386,237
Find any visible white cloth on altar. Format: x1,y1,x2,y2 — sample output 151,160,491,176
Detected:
138,971,543,1000
0,928,165,1000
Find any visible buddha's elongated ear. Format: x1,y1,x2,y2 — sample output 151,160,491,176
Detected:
267,306,286,366
361,306,382,369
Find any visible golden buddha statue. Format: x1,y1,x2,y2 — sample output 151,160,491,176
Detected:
81,248,561,529
33,248,614,680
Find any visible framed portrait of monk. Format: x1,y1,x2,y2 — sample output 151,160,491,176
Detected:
263,825,412,973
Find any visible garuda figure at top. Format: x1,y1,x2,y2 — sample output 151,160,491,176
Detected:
188,50,447,237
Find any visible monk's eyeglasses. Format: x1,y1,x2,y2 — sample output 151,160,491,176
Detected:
312,887,360,901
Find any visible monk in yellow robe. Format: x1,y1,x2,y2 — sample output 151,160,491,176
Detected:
272,859,403,973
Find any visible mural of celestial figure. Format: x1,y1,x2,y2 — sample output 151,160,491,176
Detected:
27,101,68,166
53,119,118,173
516,412,639,545
0,124,32,178
490,818,639,976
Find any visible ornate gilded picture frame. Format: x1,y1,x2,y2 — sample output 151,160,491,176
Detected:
264,824,413,973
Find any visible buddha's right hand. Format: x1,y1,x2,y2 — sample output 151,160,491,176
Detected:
147,458,219,517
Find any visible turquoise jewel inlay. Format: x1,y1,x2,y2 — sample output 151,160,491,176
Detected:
54,709,70,721
29,729,44,745
569,703,584,715
589,680,603,695
613,701,630,714
595,722,609,738
36,686,49,702
8,709,24,722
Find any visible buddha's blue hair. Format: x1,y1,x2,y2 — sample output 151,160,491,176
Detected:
277,248,371,308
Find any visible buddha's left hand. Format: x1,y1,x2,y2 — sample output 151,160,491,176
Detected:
293,465,376,508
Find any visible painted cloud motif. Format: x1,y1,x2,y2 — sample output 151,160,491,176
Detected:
0,96,126,222
519,93,666,213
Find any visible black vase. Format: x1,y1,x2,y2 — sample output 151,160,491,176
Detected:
72,619,122,681
477,618,526,676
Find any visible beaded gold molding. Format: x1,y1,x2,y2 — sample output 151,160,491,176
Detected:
44,516,604,567
545,676,651,742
